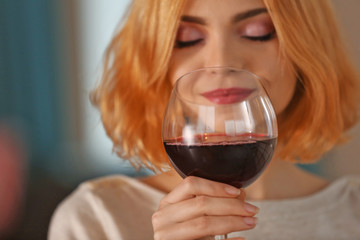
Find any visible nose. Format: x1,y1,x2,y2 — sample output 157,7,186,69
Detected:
203,35,245,69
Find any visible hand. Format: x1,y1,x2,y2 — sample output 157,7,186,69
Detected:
152,176,259,240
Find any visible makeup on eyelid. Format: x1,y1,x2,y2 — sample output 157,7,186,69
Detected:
176,25,204,43
239,21,275,37
175,16,275,48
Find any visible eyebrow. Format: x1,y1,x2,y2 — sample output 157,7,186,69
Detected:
180,7,268,25
232,8,268,23
181,15,207,25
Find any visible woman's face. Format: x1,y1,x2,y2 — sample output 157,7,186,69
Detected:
168,0,297,115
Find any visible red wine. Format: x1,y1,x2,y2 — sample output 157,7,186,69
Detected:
164,137,276,188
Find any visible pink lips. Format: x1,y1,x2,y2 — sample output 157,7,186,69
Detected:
201,87,255,104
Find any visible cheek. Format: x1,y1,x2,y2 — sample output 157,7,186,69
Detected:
249,42,297,115
266,69,297,115
168,52,200,86
168,67,182,86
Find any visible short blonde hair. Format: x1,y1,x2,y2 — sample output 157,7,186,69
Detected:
91,0,359,171
264,0,359,162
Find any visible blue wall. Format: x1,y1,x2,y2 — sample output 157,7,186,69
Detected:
0,0,65,171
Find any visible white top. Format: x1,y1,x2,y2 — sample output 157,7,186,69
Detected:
48,175,360,240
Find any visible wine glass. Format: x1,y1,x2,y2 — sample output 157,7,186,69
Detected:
162,67,277,239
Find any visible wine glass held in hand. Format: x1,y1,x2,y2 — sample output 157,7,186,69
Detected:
162,67,278,189
162,67,277,239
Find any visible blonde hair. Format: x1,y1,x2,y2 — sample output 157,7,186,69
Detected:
264,0,359,162
91,0,359,171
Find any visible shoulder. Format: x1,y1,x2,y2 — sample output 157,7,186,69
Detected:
55,174,164,209
84,174,165,211
48,175,164,240
52,175,155,215
329,175,360,197
238,175,360,239
335,175,360,206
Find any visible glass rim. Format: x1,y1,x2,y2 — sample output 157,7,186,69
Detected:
173,66,267,105
174,66,264,85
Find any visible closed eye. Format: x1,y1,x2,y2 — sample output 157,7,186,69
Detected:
242,31,276,42
175,39,204,48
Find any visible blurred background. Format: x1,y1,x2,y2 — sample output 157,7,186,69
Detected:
0,0,359,239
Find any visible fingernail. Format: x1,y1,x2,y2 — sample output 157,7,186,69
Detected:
244,203,259,214
243,217,258,226
225,186,241,196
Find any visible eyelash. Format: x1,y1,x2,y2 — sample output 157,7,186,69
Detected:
242,31,276,42
175,39,203,49
175,31,276,49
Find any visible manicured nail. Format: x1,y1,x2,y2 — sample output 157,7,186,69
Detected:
244,202,259,214
243,217,258,226
225,186,241,196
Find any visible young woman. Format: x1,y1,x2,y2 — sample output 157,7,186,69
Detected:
49,0,360,239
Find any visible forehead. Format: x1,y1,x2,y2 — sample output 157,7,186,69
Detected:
182,0,266,16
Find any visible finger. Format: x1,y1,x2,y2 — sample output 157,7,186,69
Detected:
153,196,259,228
154,215,257,240
199,236,246,240
238,189,246,202
159,176,241,209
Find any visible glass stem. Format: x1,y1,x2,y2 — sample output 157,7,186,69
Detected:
215,234,227,239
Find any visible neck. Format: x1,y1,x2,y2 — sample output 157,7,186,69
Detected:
140,169,182,193
245,158,328,201
140,159,329,201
